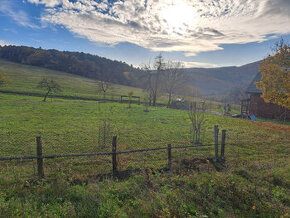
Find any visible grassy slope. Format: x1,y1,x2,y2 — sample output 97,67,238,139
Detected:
0,94,289,217
0,59,144,99
0,58,241,110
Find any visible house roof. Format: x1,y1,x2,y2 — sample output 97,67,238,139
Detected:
246,72,262,94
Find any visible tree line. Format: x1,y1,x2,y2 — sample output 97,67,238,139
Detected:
0,45,141,86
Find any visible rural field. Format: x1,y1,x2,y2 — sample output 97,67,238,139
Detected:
1,1,289,217
0,91,289,217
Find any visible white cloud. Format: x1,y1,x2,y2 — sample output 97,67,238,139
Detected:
0,40,11,46
27,0,62,7
180,61,219,68
0,0,38,28
28,0,290,55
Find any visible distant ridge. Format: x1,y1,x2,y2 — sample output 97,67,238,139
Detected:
0,45,260,96
184,61,260,95
0,45,141,86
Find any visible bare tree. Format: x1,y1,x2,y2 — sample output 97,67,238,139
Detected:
97,81,111,100
37,78,61,102
142,54,165,106
163,61,186,107
188,102,207,144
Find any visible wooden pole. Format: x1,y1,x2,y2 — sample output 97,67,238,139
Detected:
221,130,226,160
36,135,44,179
112,136,117,176
214,125,219,161
168,144,172,170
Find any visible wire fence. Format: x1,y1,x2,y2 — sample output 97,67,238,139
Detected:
0,131,220,181
1,124,289,182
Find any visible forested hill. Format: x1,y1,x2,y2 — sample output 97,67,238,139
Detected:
184,61,260,95
0,45,260,96
0,45,140,86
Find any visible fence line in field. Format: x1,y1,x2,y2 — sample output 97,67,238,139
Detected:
0,126,226,179
0,143,217,161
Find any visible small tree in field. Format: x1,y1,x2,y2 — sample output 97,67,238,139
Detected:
37,78,61,102
188,102,206,144
97,81,111,101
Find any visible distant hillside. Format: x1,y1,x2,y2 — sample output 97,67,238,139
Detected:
0,45,260,97
0,59,144,99
184,61,260,95
0,45,141,86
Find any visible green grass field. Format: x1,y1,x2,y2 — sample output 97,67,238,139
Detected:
0,59,241,111
0,59,144,99
0,93,289,217
0,59,289,217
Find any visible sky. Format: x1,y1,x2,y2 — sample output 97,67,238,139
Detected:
0,0,290,68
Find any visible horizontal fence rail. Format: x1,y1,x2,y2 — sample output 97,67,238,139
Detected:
0,126,227,179
0,144,215,161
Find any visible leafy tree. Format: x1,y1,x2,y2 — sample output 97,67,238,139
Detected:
37,78,61,102
256,40,290,109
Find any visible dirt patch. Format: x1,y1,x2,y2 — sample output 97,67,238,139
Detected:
252,121,290,133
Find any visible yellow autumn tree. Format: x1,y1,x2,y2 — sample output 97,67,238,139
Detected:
256,40,290,109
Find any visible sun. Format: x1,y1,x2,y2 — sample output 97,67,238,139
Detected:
161,2,197,33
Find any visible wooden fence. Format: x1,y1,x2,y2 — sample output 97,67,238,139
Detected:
0,126,226,179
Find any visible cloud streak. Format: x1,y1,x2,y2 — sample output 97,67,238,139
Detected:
0,0,38,28
27,0,290,56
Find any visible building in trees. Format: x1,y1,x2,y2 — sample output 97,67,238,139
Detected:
246,72,290,120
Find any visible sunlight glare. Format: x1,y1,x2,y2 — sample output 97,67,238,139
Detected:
161,2,197,33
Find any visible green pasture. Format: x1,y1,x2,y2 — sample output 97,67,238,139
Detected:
0,94,289,217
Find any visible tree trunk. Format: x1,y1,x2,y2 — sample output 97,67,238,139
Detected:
167,93,172,108
152,93,157,106
43,90,50,102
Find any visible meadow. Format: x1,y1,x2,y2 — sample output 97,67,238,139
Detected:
0,59,144,99
0,93,289,217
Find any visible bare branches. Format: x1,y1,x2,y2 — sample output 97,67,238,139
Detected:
188,102,207,144
141,54,165,106
37,78,61,102
97,81,111,100
163,61,186,107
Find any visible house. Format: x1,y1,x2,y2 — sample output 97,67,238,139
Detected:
246,72,290,120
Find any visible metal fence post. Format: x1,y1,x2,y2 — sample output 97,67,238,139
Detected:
168,144,172,170
221,130,226,160
36,135,44,179
214,125,219,161
112,136,117,176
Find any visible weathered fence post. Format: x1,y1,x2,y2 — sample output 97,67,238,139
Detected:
168,144,172,170
214,125,219,161
112,136,117,177
36,135,44,179
221,130,226,160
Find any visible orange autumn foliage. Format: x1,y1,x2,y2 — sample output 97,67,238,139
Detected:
256,41,290,109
